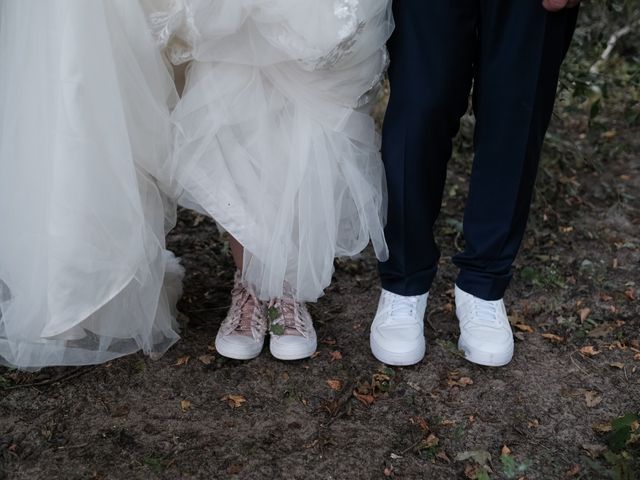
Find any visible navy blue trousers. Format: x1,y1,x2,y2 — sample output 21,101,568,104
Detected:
379,1,579,300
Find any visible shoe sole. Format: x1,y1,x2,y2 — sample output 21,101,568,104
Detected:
269,342,317,361
215,338,264,361
458,337,514,367
370,335,426,366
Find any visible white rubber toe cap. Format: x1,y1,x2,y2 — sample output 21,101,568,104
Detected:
369,289,428,366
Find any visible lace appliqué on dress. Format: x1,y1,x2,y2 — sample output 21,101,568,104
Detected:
147,0,198,65
300,0,363,72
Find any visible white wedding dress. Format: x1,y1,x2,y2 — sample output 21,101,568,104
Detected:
0,0,183,369
154,0,393,301
0,0,392,369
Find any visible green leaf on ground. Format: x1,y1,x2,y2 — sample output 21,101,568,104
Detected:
500,454,531,479
606,413,639,452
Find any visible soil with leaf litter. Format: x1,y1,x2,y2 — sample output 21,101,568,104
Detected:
2,77,640,480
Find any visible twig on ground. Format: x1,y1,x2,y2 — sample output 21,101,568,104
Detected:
569,352,590,377
590,18,640,74
398,436,425,456
4,366,99,391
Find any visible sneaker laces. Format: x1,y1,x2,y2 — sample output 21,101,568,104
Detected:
377,293,423,329
223,280,266,339
391,295,419,317
269,295,310,338
468,297,500,327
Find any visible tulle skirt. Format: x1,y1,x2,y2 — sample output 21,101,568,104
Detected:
0,0,183,369
156,0,393,301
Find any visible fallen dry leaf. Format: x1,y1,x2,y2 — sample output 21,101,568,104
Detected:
581,443,607,459
447,371,474,388
383,466,394,477
180,399,191,412
452,377,473,387
501,445,512,456
610,362,625,369
634,353,640,361
326,379,342,391
587,323,614,338
198,354,214,365
513,323,534,333
592,422,613,433
423,433,439,448
310,351,321,359
584,391,602,408
174,355,190,366
329,351,343,362
221,394,246,408
410,416,430,432
353,390,375,406
528,419,540,429
579,346,600,357
435,450,451,463
607,340,626,350
624,287,636,301
565,464,581,477
541,333,564,343
372,373,391,394
578,308,592,323
304,439,319,449
464,464,482,480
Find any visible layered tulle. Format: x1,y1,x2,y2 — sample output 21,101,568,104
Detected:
161,0,393,301
0,0,183,369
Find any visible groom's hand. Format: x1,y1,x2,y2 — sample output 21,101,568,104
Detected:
542,0,580,11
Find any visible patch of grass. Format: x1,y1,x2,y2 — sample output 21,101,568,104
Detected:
588,413,640,480
435,339,465,359
519,265,566,289
606,414,639,453
0,374,13,389
500,454,532,479
143,455,172,474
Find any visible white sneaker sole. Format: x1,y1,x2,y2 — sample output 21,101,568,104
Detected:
269,338,317,361
458,337,514,367
215,337,264,361
370,334,426,366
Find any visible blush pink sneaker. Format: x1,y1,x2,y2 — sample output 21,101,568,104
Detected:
268,293,317,361
215,272,268,360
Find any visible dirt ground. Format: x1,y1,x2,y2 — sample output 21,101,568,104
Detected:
2,107,638,479
1,60,640,480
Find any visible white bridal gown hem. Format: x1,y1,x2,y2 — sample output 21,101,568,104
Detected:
0,0,183,370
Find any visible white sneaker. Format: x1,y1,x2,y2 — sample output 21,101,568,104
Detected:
455,285,514,367
370,289,428,366
215,272,268,360
268,294,317,361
